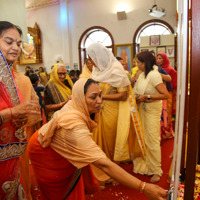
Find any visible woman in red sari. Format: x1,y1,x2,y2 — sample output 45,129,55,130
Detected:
0,21,41,199
28,78,168,200
157,53,177,139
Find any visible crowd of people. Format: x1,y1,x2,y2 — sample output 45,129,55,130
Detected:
0,21,177,200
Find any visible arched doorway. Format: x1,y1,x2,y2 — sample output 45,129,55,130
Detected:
133,19,175,56
78,26,114,71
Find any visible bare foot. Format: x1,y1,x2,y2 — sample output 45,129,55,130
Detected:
150,174,161,183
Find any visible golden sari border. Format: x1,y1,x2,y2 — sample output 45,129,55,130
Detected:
0,142,27,161
128,85,146,159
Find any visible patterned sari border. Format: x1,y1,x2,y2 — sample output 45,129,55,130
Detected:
0,50,20,105
128,85,146,159
0,142,28,161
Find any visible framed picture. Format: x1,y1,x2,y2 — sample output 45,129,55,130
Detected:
166,46,175,57
20,42,37,64
114,43,133,71
19,23,42,64
157,46,166,54
150,35,160,46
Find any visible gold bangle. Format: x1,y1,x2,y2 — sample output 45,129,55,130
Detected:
140,182,146,193
138,181,143,191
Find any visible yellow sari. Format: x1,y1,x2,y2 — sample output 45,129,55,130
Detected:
80,64,92,79
45,63,73,120
39,71,48,86
93,83,145,162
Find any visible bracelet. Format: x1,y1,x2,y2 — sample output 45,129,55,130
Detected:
138,181,143,191
140,182,146,193
0,113,3,126
10,108,13,119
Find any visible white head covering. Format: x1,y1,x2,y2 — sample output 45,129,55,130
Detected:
87,42,130,88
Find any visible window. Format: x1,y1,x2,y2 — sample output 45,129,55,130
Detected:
133,20,174,55
79,26,114,71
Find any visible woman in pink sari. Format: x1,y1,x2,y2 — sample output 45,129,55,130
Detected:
0,21,41,199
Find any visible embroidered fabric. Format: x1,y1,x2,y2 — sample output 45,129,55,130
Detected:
14,127,27,140
0,142,27,161
2,172,27,200
0,51,20,106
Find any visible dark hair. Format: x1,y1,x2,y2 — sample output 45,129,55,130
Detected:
39,67,44,72
84,79,98,94
136,51,156,77
69,70,76,77
25,66,30,70
75,70,81,77
0,21,22,37
116,56,123,61
150,50,155,56
29,74,39,84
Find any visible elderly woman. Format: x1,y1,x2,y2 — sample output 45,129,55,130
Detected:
44,63,73,121
133,51,169,183
28,78,168,200
0,21,41,199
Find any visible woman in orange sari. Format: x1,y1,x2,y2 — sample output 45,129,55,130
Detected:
28,78,168,200
0,21,41,199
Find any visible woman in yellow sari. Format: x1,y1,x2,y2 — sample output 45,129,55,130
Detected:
39,66,49,86
87,43,146,184
44,63,73,121
80,58,93,79
133,51,169,183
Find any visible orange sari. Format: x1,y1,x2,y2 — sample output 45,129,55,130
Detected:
29,131,99,200
28,78,106,199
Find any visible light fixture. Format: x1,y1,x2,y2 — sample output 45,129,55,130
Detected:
117,11,127,20
148,0,166,18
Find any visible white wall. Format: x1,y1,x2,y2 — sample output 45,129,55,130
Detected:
24,0,176,73
0,0,27,41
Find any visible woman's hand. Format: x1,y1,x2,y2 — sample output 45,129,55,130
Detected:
143,183,168,200
12,100,41,120
61,100,68,107
136,94,146,103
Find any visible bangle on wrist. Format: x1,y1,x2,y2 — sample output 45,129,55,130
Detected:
139,182,146,193
138,181,143,191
